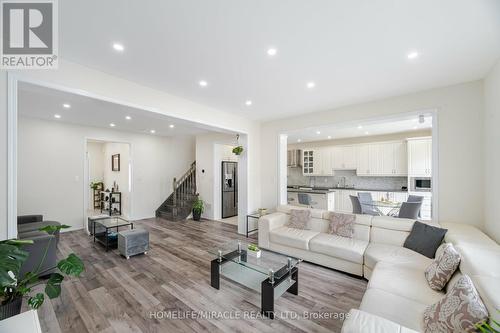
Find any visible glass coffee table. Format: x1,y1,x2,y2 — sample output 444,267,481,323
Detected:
92,217,133,251
209,240,301,319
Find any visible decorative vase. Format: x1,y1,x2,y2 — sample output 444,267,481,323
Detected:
0,297,22,320
193,209,201,221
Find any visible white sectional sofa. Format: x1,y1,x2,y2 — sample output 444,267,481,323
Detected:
258,205,500,332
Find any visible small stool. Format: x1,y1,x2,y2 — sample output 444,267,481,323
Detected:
118,229,150,259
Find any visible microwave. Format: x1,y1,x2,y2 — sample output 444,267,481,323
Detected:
411,177,431,192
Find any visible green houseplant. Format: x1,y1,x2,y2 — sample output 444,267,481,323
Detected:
192,196,204,221
232,146,244,156
90,181,103,190
0,225,84,320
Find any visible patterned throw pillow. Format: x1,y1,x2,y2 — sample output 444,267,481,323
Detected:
286,209,311,229
423,275,489,333
425,243,461,291
327,212,355,238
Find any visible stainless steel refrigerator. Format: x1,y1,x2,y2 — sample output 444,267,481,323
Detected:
222,161,238,218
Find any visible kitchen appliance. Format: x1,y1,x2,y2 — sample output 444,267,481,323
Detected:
222,161,238,218
287,149,302,167
410,177,431,192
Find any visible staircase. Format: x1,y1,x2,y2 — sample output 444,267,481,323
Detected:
156,161,197,221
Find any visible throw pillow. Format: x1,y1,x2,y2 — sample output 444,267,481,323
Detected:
403,221,447,258
327,212,355,238
425,243,461,291
423,275,489,333
286,209,311,229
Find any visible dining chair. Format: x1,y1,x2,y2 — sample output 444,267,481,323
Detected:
398,202,422,219
407,195,424,217
349,195,362,214
297,193,317,208
357,192,381,216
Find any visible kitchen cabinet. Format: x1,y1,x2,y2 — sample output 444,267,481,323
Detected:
332,145,357,170
356,141,407,176
302,149,316,175
302,148,333,176
408,138,432,177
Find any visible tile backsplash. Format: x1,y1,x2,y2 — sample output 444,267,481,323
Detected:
287,168,407,191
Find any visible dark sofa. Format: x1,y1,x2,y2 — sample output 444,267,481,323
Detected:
17,215,61,277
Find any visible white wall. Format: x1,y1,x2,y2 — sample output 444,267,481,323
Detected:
5,60,261,237
484,59,500,243
0,72,7,239
261,81,485,228
17,116,195,231
102,142,130,217
86,141,104,210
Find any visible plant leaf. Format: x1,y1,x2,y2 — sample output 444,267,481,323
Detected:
28,293,45,309
0,244,30,287
45,273,64,299
39,224,71,235
0,239,34,247
57,253,84,276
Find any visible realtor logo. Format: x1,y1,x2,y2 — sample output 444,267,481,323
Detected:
1,0,58,69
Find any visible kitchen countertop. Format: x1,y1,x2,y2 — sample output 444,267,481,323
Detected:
287,187,408,194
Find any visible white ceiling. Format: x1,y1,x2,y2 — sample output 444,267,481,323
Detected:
18,82,219,137
286,114,432,143
58,0,500,121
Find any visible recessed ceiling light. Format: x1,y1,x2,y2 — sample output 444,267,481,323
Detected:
62,103,71,109
198,80,208,87
413,126,418,130
169,124,175,128
112,43,124,52
245,100,252,106
125,116,131,120
54,114,61,119
327,136,332,139
267,48,277,56
307,82,316,89
357,125,363,129
364,131,369,135
407,51,419,60
297,139,302,142
109,123,116,127
316,131,321,135
150,129,156,134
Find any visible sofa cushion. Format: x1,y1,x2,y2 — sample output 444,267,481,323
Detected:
269,226,319,250
403,221,447,258
277,205,324,219
360,288,427,332
309,233,368,264
424,243,461,291
342,309,420,333
364,243,433,270
456,245,500,278
368,261,444,305
286,209,311,229
472,275,500,327
423,275,489,333
441,223,498,249
327,212,355,238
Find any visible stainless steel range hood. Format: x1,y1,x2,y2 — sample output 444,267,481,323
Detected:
287,149,302,167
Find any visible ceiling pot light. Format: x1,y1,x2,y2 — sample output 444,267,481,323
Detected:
297,139,302,143
267,48,277,56
169,124,175,128
327,136,332,139
62,103,71,109
109,123,116,127
245,100,252,106
357,125,363,129
407,51,419,59
125,116,131,120
316,131,321,135
198,80,208,87
54,114,61,119
150,129,156,134
113,43,124,52
307,81,316,89
364,131,369,135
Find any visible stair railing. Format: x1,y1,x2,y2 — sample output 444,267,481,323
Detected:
172,161,196,208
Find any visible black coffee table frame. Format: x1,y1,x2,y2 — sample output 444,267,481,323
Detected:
92,218,134,251
210,249,299,319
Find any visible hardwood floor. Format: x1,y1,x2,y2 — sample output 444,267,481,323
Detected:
27,218,367,333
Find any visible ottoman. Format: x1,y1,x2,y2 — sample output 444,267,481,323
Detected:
118,229,150,259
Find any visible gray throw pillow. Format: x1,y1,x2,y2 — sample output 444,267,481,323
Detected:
403,221,447,258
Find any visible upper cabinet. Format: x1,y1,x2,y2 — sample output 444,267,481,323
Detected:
332,145,357,170
407,137,432,177
356,141,408,176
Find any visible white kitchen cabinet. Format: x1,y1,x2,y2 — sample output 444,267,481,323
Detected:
356,141,408,176
334,190,357,213
408,138,432,177
332,145,357,170
303,148,333,176
393,141,408,175
287,191,299,205
319,147,334,176
356,145,371,176
302,149,316,175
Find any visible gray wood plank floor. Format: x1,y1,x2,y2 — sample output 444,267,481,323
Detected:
25,217,367,333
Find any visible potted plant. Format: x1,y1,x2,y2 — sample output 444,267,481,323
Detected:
247,244,261,258
90,181,103,190
232,146,244,156
192,196,204,221
0,225,84,320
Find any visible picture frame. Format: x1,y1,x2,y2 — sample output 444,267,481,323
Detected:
112,154,120,171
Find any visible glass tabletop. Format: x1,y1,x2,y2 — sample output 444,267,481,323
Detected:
363,200,402,208
209,240,301,279
93,217,131,228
